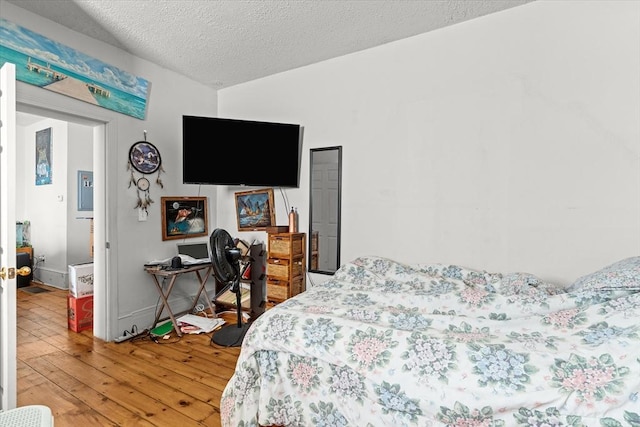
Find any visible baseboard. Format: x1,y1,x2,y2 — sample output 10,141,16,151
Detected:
33,267,68,289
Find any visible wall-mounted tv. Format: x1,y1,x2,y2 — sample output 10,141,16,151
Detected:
182,115,303,187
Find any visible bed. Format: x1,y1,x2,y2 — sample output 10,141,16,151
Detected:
220,255,640,426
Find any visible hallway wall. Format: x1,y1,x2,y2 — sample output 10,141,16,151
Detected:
15,117,93,288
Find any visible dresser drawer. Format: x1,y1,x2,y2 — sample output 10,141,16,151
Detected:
290,276,304,297
267,258,303,280
267,279,289,302
268,233,304,257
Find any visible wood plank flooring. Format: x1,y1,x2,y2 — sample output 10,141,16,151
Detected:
17,283,241,426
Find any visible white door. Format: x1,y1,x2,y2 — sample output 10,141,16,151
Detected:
312,161,340,271
0,62,18,410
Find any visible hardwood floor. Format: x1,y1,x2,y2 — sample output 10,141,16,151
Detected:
17,283,241,426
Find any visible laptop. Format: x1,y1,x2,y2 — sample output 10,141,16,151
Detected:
177,242,210,265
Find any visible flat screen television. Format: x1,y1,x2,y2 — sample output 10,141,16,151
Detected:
182,115,303,187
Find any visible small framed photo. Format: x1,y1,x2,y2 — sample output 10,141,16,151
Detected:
235,188,276,231
161,196,208,240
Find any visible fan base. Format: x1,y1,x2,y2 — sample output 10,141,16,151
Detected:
211,323,250,347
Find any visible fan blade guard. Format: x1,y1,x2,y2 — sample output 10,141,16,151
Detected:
209,228,237,283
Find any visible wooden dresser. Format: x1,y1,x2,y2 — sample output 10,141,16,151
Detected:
266,232,306,307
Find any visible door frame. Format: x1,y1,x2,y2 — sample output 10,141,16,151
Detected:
1,62,18,410
16,80,118,341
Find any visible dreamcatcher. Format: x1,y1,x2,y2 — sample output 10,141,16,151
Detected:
127,131,164,212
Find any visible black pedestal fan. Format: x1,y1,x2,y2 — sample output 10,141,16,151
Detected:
209,228,251,347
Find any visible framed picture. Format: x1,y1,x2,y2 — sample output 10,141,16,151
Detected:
235,188,276,231
2,18,149,120
161,197,208,241
35,127,52,185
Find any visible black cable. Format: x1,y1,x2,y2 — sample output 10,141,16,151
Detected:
279,187,290,214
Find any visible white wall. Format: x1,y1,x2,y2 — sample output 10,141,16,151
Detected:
218,0,640,285
3,1,219,337
66,123,94,266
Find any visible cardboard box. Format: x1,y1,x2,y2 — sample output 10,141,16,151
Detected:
68,294,93,332
68,262,94,297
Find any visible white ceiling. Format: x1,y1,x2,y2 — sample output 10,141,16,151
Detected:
6,0,534,92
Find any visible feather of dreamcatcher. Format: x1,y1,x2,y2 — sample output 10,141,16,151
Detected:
128,170,136,189
156,165,165,189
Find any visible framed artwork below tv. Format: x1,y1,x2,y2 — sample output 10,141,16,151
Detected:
235,189,276,231
161,196,208,240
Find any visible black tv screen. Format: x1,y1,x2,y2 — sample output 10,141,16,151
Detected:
182,115,302,187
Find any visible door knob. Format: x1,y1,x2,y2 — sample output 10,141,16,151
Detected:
0,266,31,280
17,266,31,276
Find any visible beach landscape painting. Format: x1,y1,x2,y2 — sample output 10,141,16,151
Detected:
0,18,149,120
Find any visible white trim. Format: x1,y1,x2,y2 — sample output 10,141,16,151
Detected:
16,81,117,340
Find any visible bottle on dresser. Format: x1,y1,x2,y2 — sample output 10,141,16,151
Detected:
288,207,298,233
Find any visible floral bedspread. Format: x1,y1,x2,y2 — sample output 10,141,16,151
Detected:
220,256,640,426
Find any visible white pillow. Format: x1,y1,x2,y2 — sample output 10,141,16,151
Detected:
566,257,640,292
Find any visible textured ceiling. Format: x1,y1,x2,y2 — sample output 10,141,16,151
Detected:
5,0,534,91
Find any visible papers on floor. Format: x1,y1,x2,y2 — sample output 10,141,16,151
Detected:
177,313,225,334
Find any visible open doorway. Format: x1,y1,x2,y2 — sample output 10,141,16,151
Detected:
16,112,94,289
14,93,114,342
